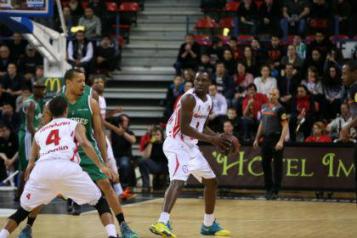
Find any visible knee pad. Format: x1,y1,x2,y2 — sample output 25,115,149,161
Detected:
94,196,111,216
9,207,30,225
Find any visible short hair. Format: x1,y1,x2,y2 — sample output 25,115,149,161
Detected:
49,96,68,117
64,68,84,81
345,60,357,72
247,83,257,91
118,114,130,125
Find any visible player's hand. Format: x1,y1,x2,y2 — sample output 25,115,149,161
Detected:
275,141,284,151
253,139,259,149
100,166,113,181
24,163,35,182
210,134,231,152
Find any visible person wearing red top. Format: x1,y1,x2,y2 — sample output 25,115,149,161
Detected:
305,121,332,143
240,83,268,142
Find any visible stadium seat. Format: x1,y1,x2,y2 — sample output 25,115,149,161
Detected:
219,17,234,29
237,34,254,44
255,0,264,9
195,17,218,36
225,1,240,12
119,2,140,25
106,2,118,12
81,0,89,9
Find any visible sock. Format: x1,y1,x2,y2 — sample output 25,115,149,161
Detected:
116,213,125,224
105,224,117,237
158,212,170,224
0,229,9,238
203,213,215,227
27,216,36,227
113,183,123,195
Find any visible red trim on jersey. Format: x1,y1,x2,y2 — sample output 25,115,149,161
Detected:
172,154,180,177
70,146,78,162
172,109,181,138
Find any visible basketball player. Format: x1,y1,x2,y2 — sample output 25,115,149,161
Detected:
18,69,138,238
17,80,46,199
92,76,125,198
150,72,232,237
0,96,112,238
340,61,357,201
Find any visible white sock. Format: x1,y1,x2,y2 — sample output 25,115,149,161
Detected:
105,224,117,237
0,229,9,238
203,213,215,227
158,212,170,224
113,183,123,195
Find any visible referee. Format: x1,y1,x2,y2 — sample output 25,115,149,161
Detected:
254,88,289,200
340,61,357,201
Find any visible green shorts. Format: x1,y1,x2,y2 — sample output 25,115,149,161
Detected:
79,150,107,181
18,130,32,171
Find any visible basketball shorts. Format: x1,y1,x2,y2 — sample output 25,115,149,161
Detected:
21,159,101,211
79,143,107,181
106,136,118,175
163,137,216,183
18,130,32,171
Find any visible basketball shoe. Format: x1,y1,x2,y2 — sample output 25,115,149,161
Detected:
200,220,231,236
149,222,175,238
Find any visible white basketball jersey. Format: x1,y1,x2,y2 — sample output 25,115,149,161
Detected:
166,88,212,146
98,95,107,120
35,118,79,163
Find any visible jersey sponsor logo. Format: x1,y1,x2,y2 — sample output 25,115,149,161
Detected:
193,112,208,118
40,145,69,157
45,77,62,93
70,117,89,125
39,121,70,133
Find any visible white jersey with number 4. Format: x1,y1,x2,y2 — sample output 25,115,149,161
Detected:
166,88,212,147
35,118,79,163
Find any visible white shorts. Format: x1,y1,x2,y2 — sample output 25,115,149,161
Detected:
106,136,118,174
21,159,101,211
163,137,216,183
24,131,32,161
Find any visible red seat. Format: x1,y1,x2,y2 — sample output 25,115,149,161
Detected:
193,35,212,46
219,17,234,28
329,35,349,43
81,1,89,9
225,1,240,12
217,35,230,44
195,17,218,29
305,35,315,44
309,19,329,29
119,2,140,12
237,35,254,44
106,2,118,12
255,0,264,9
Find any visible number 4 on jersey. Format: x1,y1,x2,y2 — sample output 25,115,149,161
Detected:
46,129,61,145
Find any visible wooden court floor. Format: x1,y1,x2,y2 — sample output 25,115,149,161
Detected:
1,198,357,238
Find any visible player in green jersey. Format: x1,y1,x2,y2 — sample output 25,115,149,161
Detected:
19,69,138,238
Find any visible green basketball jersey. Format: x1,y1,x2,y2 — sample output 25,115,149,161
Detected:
19,95,44,132
62,85,92,97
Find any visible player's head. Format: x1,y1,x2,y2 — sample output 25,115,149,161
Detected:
64,68,86,96
342,60,357,86
194,71,211,95
49,96,68,118
268,88,280,103
33,78,46,98
92,75,105,94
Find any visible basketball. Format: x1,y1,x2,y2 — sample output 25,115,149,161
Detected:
218,134,240,155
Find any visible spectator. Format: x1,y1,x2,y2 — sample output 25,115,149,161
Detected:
208,36,224,65
327,103,355,139
309,0,332,31
307,31,333,60
79,7,102,40
211,62,235,100
174,34,200,75
240,83,268,142
1,63,24,105
237,0,258,34
227,107,240,136
197,53,214,75
281,45,304,70
290,85,316,141
172,80,194,109
0,84,12,109
18,44,43,77
304,49,324,75
321,65,343,119
95,35,118,73
56,6,74,35
301,66,323,98
139,125,153,154
139,126,168,192
182,68,195,83
110,114,137,199
163,75,184,120
293,35,307,59
250,38,266,67
67,30,94,75
254,65,277,96
223,120,238,138
280,0,310,39
305,121,332,143
88,0,108,33
266,35,284,75
15,85,32,114
224,37,239,60
332,0,351,35
258,0,281,34
234,62,254,95
222,49,236,76
241,46,259,76
0,45,11,77
323,48,342,72
8,33,27,60
278,63,300,112
0,122,18,181
0,102,20,133
208,84,228,132
68,0,84,24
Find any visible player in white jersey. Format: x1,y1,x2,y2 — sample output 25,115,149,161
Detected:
150,72,232,237
92,77,127,198
0,96,115,238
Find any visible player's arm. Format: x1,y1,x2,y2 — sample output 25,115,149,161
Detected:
24,140,40,181
253,121,263,148
90,98,108,163
26,102,36,136
75,123,112,179
180,94,229,149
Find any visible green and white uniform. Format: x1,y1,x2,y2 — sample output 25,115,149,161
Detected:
62,85,107,181
18,95,44,171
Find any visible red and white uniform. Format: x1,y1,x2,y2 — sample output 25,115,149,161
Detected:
164,89,215,182
21,118,101,211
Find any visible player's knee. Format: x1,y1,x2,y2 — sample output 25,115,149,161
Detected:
9,207,30,225
94,196,111,216
203,178,218,188
170,180,185,190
